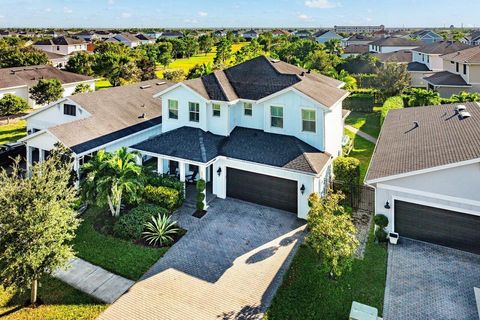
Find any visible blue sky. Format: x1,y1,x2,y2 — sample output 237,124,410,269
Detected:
0,0,479,29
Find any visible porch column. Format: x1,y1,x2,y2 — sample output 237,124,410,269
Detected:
157,157,163,175
73,156,80,188
26,145,33,176
178,161,186,196
135,153,143,166
38,149,45,163
199,165,208,209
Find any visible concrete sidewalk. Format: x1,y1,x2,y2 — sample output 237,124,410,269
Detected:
53,257,134,303
345,125,378,144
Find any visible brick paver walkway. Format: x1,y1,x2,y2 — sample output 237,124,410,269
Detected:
98,198,305,320
384,238,480,320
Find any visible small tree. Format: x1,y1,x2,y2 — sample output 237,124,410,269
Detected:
73,83,93,95
163,69,185,82
306,191,359,279
0,149,79,305
0,94,29,123
404,88,441,107
29,78,64,105
375,63,411,100
333,157,361,186
374,214,389,242
196,179,206,211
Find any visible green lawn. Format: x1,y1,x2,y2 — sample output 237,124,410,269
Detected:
0,276,106,320
72,207,169,280
345,130,375,183
0,120,27,144
265,227,387,320
345,111,381,138
95,79,112,91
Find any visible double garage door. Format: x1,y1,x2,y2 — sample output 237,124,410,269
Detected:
226,168,298,213
394,200,480,255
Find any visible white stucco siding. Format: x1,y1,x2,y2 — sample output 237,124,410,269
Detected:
228,101,264,133
33,44,87,56
0,86,29,102
25,131,60,152
323,101,343,157
375,46,417,53
262,90,326,151
371,162,480,232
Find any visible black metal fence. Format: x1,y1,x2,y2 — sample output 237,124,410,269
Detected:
331,180,375,212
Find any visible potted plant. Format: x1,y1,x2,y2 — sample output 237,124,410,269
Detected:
193,179,207,218
389,232,399,245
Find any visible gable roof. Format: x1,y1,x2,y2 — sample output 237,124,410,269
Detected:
0,65,93,89
411,30,442,39
46,80,174,154
366,102,480,182
413,41,472,55
183,56,347,108
374,50,412,63
115,33,140,43
346,34,374,42
132,126,331,174
423,71,471,87
34,36,86,46
407,61,431,72
344,45,369,54
370,37,422,47
441,46,480,64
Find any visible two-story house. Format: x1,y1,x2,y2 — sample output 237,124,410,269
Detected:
106,33,141,48
33,36,87,56
314,30,342,44
242,29,259,40
131,56,349,218
424,46,480,97
410,30,443,44
408,41,472,87
369,37,422,54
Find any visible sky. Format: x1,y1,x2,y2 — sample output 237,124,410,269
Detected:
0,0,479,29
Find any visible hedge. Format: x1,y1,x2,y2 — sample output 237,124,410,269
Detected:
343,93,375,112
380,96,404,125
351,73,378,89
143,185,180,211
113,204,168,240
333,156,361,186
145,174,185,206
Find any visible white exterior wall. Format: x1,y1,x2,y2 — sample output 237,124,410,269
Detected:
323,101,343,157
228,100,264,133
371,162,480,233
369,45,418,53
33,44,87,56
412,51,443,71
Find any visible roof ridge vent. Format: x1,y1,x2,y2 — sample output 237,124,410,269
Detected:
458,110,471,120
140,84,151,89
455,104,467,113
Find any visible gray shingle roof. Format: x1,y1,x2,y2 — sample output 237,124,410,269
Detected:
366,102,480,182
441,46,480,64
374,50,412,63
370,37,422,47
423,71,471,87
132,126,331,174
34,36,85,46
413,41,472,55
407,62,431,72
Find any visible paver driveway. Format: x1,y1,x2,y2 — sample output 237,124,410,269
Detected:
384,238,480,320
99,198,305,320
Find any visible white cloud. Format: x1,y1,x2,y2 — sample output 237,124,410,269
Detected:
121,12,132,18
44,8,52,12
108,0,115,4
0,15,4,19
298,13,310,20
304,0,336,9
198,11,208,17
63,7,73,13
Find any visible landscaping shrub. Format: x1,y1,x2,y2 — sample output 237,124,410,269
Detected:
375,228,388,243
343,93,375,112
113,204,168,240
351,73,378,89
196,179,206,211
380,96,404,125
142,214,179,247
373,214,389,229
143,185,180,211
145,173,185,206
333,156,361,186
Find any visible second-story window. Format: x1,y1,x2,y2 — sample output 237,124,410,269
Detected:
270,106,283,128
463,64,467,75
456,62,459,73
63,104,76,116
168,99,178,119
302,109,316,133
244,102,253,116
189,102,200,122
212,103,221,117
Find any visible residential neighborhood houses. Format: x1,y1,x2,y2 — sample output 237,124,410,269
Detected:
1,4,480,320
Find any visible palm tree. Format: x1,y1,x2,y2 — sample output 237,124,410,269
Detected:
450,91,480,103
406,88,441,107
324,39,343,55
81,147,143,217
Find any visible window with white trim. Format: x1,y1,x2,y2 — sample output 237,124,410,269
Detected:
270,106,283,128
63,104,76,116
302,109,316,133
212,103,221,117
168,99,178,119
189,102,200,122
244,102,252,116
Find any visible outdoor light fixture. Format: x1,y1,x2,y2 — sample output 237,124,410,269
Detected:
217,167,222,176
384,201,391,209
300,184,305,195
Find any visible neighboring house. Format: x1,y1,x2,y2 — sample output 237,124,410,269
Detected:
73,31,99,42
21,79,173,174
408,41,472,87
106,33,141,48
33,36,87,56
314,30,342,44
424,46,480,97
410,29,443,44
44,51,70,69
135,33,156,45
466,31,480,45
294,30,312,38
95,30,114,40
342,45,369,58
213,30,227,37
369,37,422,53
160,31,184,39
366,102,480,255
243,29,259,40
374,50,412,64
343,34,375,47
0,65,95,108
131,56,349,218
144,31,162,39
271,29,290,37
334,25,384,33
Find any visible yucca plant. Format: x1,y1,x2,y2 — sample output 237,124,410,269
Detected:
142,214,179,247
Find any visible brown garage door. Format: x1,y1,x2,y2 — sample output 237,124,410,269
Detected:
395,200,480,254
226,168,298,213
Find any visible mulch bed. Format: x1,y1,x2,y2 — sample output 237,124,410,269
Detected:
192,209,207,219
352,209,373,259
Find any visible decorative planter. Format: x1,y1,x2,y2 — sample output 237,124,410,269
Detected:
389,232,399,245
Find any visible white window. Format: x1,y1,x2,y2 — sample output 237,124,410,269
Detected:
244,102,252,116
168,99,178,119
302,109,316,133
189,102,200,122
212,103,221,117
270,106,283,128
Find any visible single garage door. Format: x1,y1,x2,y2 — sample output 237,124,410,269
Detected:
395,200,480,254
227,168,298,213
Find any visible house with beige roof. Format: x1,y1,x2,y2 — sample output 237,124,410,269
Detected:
369,37,422,53
33,36,87,56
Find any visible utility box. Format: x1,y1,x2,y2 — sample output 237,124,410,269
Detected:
349,301,378,320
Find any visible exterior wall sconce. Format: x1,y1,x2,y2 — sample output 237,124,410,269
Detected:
217,167,222,176
300,184,306,195
384,201,391,209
